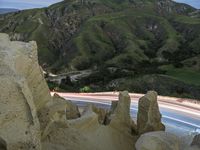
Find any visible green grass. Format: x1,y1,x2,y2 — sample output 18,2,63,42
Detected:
160,65,200,86
1,0,200,76
174,15,200,24
71,9,180,70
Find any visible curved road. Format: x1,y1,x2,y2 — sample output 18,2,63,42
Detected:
53,92,200,136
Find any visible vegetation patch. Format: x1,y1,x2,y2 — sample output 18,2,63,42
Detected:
160,65,200,86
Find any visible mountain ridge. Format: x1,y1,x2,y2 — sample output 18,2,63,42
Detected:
0,0,200,98
0,8,19,14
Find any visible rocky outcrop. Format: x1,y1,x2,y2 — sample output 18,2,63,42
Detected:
0,33,138,150
45,92,136,150
0,32,53,132
10,33,53,131
6,35,51,110
42,121,98,150
103,92,137,134
156,0,195,15
137,91,165,134
0,34,171,150
135,131,180,150
42,106,100,150
191,134,200,148
51,93,80,120
104,101,118,125
0,137,7,150
41,93,81,139
186,147,200,150
92,105,109,124
109,91,135,133
110,101,118,113
0,33,42,149
68,105,100,130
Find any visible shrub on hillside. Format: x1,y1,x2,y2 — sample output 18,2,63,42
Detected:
80,86,92,93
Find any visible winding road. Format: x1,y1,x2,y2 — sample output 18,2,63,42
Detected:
52,92,200,136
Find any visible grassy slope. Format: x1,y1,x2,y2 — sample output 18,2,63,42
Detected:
0,0,200,98
0,8,56,64
160,65,200,86
70,9,182,69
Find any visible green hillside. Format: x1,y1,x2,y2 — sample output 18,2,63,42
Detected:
0,0,200,98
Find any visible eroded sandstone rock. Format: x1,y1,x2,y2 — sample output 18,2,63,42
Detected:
104,101,118,125
191,134,200,148
42,121,99,150
68,105,100,130
185,146,200,150
110,101,118,113
0,34,168,150
137,91,165,134
135,131,180,150
0,137,7,150
109,91,135,134
41,93,81,139
7,35,51,111
52,93,80,120
92,104,109,124
0,33,42,149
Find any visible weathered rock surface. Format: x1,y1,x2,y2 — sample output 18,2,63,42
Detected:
103,92,137,134
41,93,81,139
185,146,200,150
68,105,100,130
91,104,109,124
191,134,200,148
109,91,134,133
0,137,7,150
0,33,42,149
0,35,170,150
0,32,53,132
51,93,80,120
42,121,99,150
135,131,180,150
2,34,52,110
42,105,101,149
43,92,136,150
137,91,165,134
110,101,118,113
104,101,118,125
69,102,135,150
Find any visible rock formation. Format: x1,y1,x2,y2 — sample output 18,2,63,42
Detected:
42,122,99,150
42,96,135,150
110,101,118,113
186,147,200,150
0,33,138,150
0,33,176,150
137,91,165,134
104,101,118,125
51,93,80,120
135,131,180,150
0,32,53,132
68,104,100,130
0,33,42,149
0,137,7,150
191,134,200,148
109,91,132,129
91,104,109,124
